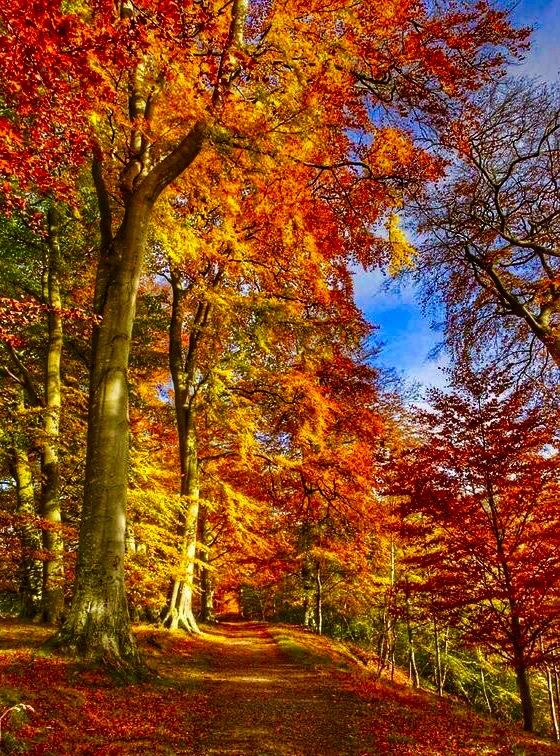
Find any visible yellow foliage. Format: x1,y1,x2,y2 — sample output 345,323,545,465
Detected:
386,212,415,276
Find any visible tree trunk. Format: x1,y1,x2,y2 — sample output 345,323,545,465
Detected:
389,539,396,682
376,603,389,678
299,519,316,631
198,503,215,623
10,416,42,618
546,663,560,741
41,206,65,624
57,116,205,666
441,625,449,689
57,194,153,665
554,661,560,725
162,276,212,633
509,605,533,730
405,585,420,688
514,660,534,732
163,435,200,633
315,562,322,635
485,469,534,731
478,649,492,714
434,616,443,696
302,561,316,630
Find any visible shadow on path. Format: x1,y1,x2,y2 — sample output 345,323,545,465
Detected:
174,622,372,756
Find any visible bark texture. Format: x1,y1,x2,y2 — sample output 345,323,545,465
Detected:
58,194,152,665
41,206,65,623
163,274,212,632
198,504,215,623
10,424,43,618
59,119,205,666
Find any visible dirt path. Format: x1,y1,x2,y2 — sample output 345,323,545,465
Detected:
2,620,558,754
171,621,373,756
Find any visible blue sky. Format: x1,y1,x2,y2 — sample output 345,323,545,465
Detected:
353,0,560,389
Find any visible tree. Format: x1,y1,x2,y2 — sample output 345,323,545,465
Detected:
161,264,216,632
1,0,523,665
0,203,92,621
415,80,560,374
401,368,560,731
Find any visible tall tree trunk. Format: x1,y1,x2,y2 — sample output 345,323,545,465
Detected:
507,580,533,730
478,650,492,714
299,518,316,631
58,195,151,665
546,663,560,741
57,119,205,665
9,403,42,618
485,468,534,732
198,503,215,623
376,601,389,678
163,417,200,632
405,583,420,688
554,660,560,724
434,616,443,697
514,660,534,732
163,276,213,633
511,611,533,731
41,206,65,624
389,538,396,682
301,559,316,630
315,562,322,635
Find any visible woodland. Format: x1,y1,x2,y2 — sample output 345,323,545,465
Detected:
0,0,559,753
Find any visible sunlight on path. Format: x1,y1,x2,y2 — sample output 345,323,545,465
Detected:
181,622,370,756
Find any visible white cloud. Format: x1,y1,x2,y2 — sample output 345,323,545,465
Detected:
352,267,417,313
351,266,447,389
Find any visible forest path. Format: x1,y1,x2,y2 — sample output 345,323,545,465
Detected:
1,620,556,754
158,621,373,755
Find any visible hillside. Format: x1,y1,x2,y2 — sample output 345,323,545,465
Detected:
0,620,558,755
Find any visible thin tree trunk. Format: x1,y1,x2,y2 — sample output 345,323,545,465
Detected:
164,441,200,633
441,625,449,689
389,539,396,682
434,616,443,696
377,602,389,678
163,275,213,633
514,659,534,732
484,468,534,731
478,649,492,714
546,664,560,741
198,503,214,623
9,404,42,618
299,519,316,631
315,562,322,635
554,661,560,722
302,567,315,630
509,602,533,730
41,206,65,624
405,584,420,688
481,666,492,713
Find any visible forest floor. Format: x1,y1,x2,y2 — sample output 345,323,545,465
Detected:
0,618,558,755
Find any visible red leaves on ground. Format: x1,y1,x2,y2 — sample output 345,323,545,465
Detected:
0,623,209,754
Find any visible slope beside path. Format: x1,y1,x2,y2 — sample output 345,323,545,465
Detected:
0,619,558,754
